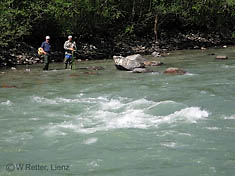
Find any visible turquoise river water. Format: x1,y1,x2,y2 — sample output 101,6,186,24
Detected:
0,47,235,176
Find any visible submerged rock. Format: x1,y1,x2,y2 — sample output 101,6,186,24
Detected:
83,71,98,75
144,61,164,66
88,66,105,70
152,51,161,57
69,74,79,77
78,66,105,70
132,68,152,73
1,85,17,88
113,54,146,71
164,67,186,75
215,55,228,60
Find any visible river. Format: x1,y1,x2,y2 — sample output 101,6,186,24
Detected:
0,47,235,176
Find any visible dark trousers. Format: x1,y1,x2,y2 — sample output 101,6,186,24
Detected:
64,55,75,69
64,57,72,69
43,53,50,70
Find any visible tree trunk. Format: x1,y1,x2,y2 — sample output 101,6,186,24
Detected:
149,0,152,12
132,0,136,21
154,14,158,43
139,0,144,19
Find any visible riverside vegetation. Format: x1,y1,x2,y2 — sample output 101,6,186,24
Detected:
1,0,235,66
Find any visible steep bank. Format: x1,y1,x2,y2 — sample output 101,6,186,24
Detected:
1,31,234,67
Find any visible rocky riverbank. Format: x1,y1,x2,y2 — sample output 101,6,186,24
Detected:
1,31,234,67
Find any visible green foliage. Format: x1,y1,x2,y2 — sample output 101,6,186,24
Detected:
226,0,235,5
0,0,235,48
0,0,31,47
125,24,134,35
232,32,235,39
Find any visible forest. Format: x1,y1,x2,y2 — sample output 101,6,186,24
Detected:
1,0,235,62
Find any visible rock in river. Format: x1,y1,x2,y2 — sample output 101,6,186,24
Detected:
113,54,146,71
1,85,17,88
132,68,152,73
152,51,161,57
144,61,163,66
215,55,228,60
164,67,186,75
88,66,105,70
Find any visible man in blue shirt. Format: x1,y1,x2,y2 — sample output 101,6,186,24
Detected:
40,36,51,70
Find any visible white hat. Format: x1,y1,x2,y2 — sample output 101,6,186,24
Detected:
68,35,72,39
46,36,50,40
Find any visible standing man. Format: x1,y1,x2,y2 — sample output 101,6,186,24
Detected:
40,36,51,70
64,35,77,69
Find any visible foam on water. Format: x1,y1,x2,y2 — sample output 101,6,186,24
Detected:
178,133,192,136
205,127,221,131
55,97,81,103
146,100,176,110
160,142,177,148
185,72,197,76
5,132,34,144
166,107,209,123
44,126,68,137
32,96,58,104
31,96,109,105
0,100,13,106
100,99,125,110
222,65,235,69
83,138,98,145
42,96,210,136
224,115,235,120
29,117,40,121
213,82,232,85
87,159,102,168
104,109,153,129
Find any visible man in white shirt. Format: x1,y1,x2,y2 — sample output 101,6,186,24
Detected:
64,35,77,69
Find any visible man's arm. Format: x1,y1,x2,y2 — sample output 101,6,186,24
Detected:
64,41,71,50
40,42,46,55
41,42,45,49
73,42,77,50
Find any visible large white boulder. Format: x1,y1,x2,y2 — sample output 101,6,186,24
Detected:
113,54,146,71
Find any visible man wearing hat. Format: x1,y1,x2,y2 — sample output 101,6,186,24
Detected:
40,36,51,70
64,35,77,69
